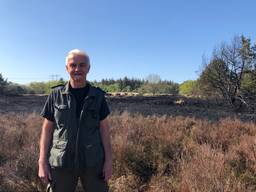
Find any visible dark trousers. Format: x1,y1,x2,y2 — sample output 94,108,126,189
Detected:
50,167,108,192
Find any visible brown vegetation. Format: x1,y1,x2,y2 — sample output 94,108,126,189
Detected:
1,95,256,191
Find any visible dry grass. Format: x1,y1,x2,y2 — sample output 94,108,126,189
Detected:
0,113,43,192
1,111,256,192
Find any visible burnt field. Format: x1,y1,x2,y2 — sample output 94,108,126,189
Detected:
1,95,256,192
1,94,255,122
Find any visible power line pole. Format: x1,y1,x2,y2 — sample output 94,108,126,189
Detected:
49,74,60,81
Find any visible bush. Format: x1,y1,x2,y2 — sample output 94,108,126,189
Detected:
1,112,256,191
179,80,199,96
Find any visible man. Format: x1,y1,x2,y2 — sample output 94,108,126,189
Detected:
38,49,112,192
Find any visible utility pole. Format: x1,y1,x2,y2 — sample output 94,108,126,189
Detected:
49,74,60,81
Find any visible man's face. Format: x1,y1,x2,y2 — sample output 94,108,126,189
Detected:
66,54,90,82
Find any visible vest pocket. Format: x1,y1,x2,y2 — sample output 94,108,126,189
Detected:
49,140,68,167
54,104,69,126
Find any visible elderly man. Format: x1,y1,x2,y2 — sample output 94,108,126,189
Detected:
38,49,112,192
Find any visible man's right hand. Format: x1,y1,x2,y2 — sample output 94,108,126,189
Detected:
38,119,54,184
38,161,52,184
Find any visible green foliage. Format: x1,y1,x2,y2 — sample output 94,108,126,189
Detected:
197,35,256,110
0,73,7,86
27,79,66,94
0,73,8,95
93,76,178,95
198,58,228,98
179,80,199,96
0,74,29,95
241,72,256,96
93,77,144,93
28,82,46,94
0,73,67,95
99,83,121,93
4,83,28,95
138,81,179,95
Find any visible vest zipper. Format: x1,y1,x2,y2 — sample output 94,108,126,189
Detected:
74,96,90,170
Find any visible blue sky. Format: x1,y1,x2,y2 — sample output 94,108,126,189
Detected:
0,0,255,84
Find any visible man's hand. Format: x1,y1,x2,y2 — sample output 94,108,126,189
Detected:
38,161,52,184
100,117,113,182
102,159,112,181
38,118,54,184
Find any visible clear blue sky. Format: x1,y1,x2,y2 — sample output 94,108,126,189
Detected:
0,0,255,84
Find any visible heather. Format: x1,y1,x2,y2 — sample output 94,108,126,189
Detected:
1,110,256,191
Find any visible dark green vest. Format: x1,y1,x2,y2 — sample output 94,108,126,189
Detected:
48,82,105,170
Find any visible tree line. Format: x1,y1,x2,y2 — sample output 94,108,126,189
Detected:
0,75,66,95
91,75,179,95
0,74,179,95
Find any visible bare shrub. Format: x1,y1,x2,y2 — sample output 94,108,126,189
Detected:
147,175,177,192
1,111,256,191
179,144,226,191
192,118,256,151
0,113,43,192
227,135,256,191
109,174,141,192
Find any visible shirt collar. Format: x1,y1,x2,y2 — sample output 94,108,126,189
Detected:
61,81,96,97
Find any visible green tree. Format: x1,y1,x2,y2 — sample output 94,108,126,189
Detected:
198,35,256,110
138,81,178,95
179,80,199,96
27,78,66,94
104,83,120,92
28,82,46,94
4,83,28,95
0,73,8,95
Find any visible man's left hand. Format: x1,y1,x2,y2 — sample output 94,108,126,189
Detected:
102,159,112,181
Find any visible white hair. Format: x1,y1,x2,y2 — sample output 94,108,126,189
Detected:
65,49,90,67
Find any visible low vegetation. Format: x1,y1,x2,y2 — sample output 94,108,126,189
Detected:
1,111,256,192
